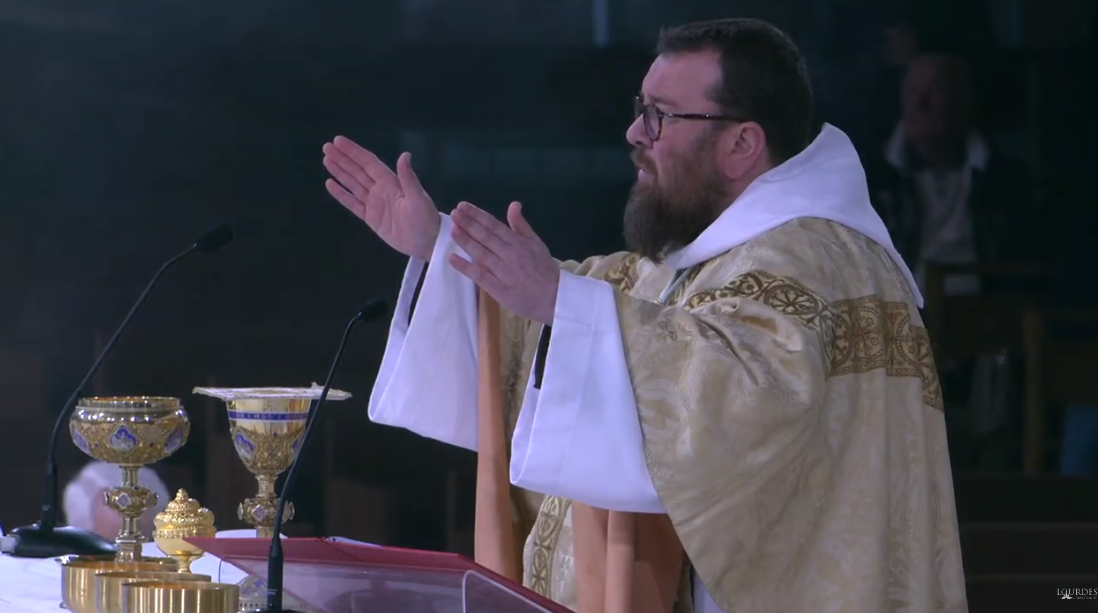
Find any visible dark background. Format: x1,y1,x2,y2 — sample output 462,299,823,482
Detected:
1,0,1096,604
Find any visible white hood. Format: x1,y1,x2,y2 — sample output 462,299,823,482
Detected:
662,123,923,307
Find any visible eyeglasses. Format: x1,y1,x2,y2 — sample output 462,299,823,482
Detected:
634,96,742,141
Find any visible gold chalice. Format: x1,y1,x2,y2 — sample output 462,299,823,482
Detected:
193,386,350,538
69,396,190,561
153,489,217,572
121,580,240,613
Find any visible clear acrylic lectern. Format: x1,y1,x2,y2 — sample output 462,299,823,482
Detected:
187,536,573,613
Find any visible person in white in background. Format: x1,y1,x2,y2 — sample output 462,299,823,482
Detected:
870,54,1037,297
62,461,170,540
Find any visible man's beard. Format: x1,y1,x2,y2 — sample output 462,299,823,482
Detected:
623,144,728,263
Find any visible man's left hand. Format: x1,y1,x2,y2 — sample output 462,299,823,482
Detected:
449,201,559,326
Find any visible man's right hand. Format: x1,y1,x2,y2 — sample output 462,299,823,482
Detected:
323,136,441,260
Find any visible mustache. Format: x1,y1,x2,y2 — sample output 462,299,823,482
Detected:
630,149,653,172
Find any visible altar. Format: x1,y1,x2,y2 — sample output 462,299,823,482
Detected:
0,534,249,613
0,530,569,613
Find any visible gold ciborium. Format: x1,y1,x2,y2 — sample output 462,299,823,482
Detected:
69,396,190,562
193,387,350,538
153,489,217,572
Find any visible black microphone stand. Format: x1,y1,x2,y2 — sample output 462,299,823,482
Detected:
5,225,233,558
265,300,388,612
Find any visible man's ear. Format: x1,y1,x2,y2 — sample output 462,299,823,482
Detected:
718,122,769,180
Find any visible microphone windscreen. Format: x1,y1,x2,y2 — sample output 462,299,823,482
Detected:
356,300,389,323
195,224,234,253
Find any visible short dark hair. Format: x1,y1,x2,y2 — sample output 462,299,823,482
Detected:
656,18,814,164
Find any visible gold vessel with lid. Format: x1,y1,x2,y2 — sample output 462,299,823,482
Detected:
152,489,216,573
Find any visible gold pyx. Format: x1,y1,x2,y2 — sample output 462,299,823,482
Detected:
153,489,217,572
59,554,176,613
121,580,240,613
69,396,190,562
96,570,210,613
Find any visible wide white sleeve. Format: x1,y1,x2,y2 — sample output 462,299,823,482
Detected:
367,214,480,452
509,271,666,513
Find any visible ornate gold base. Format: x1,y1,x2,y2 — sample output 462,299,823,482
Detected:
238,474,293,538
171,551,205,574
109,466,157,562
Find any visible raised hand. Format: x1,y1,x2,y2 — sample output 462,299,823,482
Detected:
322,136,440,260
449,201,560,326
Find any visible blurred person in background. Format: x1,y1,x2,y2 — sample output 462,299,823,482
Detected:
62,461,170,541
869,53,1042,471
870,53,1037,297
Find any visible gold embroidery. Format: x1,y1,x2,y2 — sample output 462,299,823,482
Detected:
684,270,829,328
528,495,569,598
684,270,943,410
829,296,943,410
604,254,641,294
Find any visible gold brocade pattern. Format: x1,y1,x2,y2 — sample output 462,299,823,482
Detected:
684,270,828,327
684,270,943,411
616,219,965,613
525,496,571,599
227,426,302,474
603,253,641,293
830,297,943,410
503,220,963,613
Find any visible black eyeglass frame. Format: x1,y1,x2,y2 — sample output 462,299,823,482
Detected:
634,96,744,141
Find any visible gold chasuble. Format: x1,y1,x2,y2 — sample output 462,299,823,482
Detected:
367,125,968,613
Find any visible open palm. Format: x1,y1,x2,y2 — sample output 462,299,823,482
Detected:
323,136,440,260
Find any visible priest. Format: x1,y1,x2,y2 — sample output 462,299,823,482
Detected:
322,18,967,613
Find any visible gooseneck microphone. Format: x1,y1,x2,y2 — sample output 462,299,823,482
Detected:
2,224,234,559
265,299,389,612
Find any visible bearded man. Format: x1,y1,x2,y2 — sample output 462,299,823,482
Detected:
322,18,967,613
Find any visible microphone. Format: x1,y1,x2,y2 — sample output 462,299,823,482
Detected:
265,299,389,612
2,224,234,559
195,224,234,253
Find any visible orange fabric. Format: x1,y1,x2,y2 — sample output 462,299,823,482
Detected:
473,291,520,583
473,293,686,612
572,504,685,613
